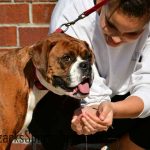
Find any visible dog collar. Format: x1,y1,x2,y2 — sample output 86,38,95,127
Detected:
33,67,48,90
34,79,48,90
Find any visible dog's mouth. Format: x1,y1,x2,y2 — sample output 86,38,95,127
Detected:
68,78,90,95
52,76,91,96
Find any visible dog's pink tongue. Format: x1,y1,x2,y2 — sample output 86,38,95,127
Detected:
78,82,90,94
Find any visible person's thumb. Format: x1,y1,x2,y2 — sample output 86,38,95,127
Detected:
98,104,110,121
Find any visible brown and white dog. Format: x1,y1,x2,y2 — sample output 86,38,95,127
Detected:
0,32,94,149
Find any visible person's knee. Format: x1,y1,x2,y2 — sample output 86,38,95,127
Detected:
130,133,150,149
129,117,150,149
111,134,144,150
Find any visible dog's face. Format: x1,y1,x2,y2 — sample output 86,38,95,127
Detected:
31,32,94,99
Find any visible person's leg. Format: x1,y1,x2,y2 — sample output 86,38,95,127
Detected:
108,93,150,150
109,134,144,150
102,118,150,150
109,93,150,150
111,133,144,150
28,92,80,150
128,116,150,149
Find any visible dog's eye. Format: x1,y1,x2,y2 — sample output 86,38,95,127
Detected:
62,55,71,62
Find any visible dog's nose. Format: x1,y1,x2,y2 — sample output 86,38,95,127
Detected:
79,61,90,71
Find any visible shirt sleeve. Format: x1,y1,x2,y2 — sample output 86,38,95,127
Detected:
81,64,112,106
130,35,150,118
49,0,78,36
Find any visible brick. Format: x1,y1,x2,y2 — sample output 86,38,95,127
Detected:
10,143,44,150
19,27,49,47
0,4,29,24
15,0,57,2
10,143,32,150
32,4,55,23
0,0,11,2
0,27,17,46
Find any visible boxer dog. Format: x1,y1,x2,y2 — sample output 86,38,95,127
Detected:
0,32,94,149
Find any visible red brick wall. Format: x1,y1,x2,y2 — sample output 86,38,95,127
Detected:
0,0,56,50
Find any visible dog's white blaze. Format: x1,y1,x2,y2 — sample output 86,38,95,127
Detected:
69,56,85,87
19,87,48,134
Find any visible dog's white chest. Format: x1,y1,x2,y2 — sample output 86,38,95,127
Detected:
19,86,48,133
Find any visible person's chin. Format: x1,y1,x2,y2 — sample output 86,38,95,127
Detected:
105,35,122,47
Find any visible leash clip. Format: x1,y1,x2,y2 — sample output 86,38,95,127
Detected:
55,0,108,33
58,13,86,32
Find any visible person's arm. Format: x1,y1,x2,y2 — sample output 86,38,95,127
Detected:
49,0,72,34
103,33,150,119
72,33,150,135
128,34,150,118
110,33,150,119
111,96,144,118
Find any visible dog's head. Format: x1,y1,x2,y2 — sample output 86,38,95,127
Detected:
31,32,94,99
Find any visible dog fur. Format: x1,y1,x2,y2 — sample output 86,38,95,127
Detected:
0,32,94,149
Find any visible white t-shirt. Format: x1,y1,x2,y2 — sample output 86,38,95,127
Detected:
49,0,150,118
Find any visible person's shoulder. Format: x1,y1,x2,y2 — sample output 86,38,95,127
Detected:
64,0,94,10
55,0,94,13
74,0,95,9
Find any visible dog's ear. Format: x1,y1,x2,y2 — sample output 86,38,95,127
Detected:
30,38,56,73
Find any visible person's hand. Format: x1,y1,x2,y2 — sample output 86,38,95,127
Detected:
98,101,114,127
71,101,113,135
81,101,113,135
71,107,84,135
71,106,100,135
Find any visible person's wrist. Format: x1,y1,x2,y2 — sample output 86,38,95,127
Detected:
111,102,117,118
98,100,111,107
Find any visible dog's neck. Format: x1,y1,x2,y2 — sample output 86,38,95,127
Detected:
36,69,66,96
33,67,48,90
23,58,47,90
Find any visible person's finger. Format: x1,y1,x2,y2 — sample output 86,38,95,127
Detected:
98,102,113,121
84,112,107,126
81,116,97,132
82,125,91,135
71,123,83,135
99,108,110,121
82,115,108,132
71,116,83,134
71,115,78,123
101,111,113,127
